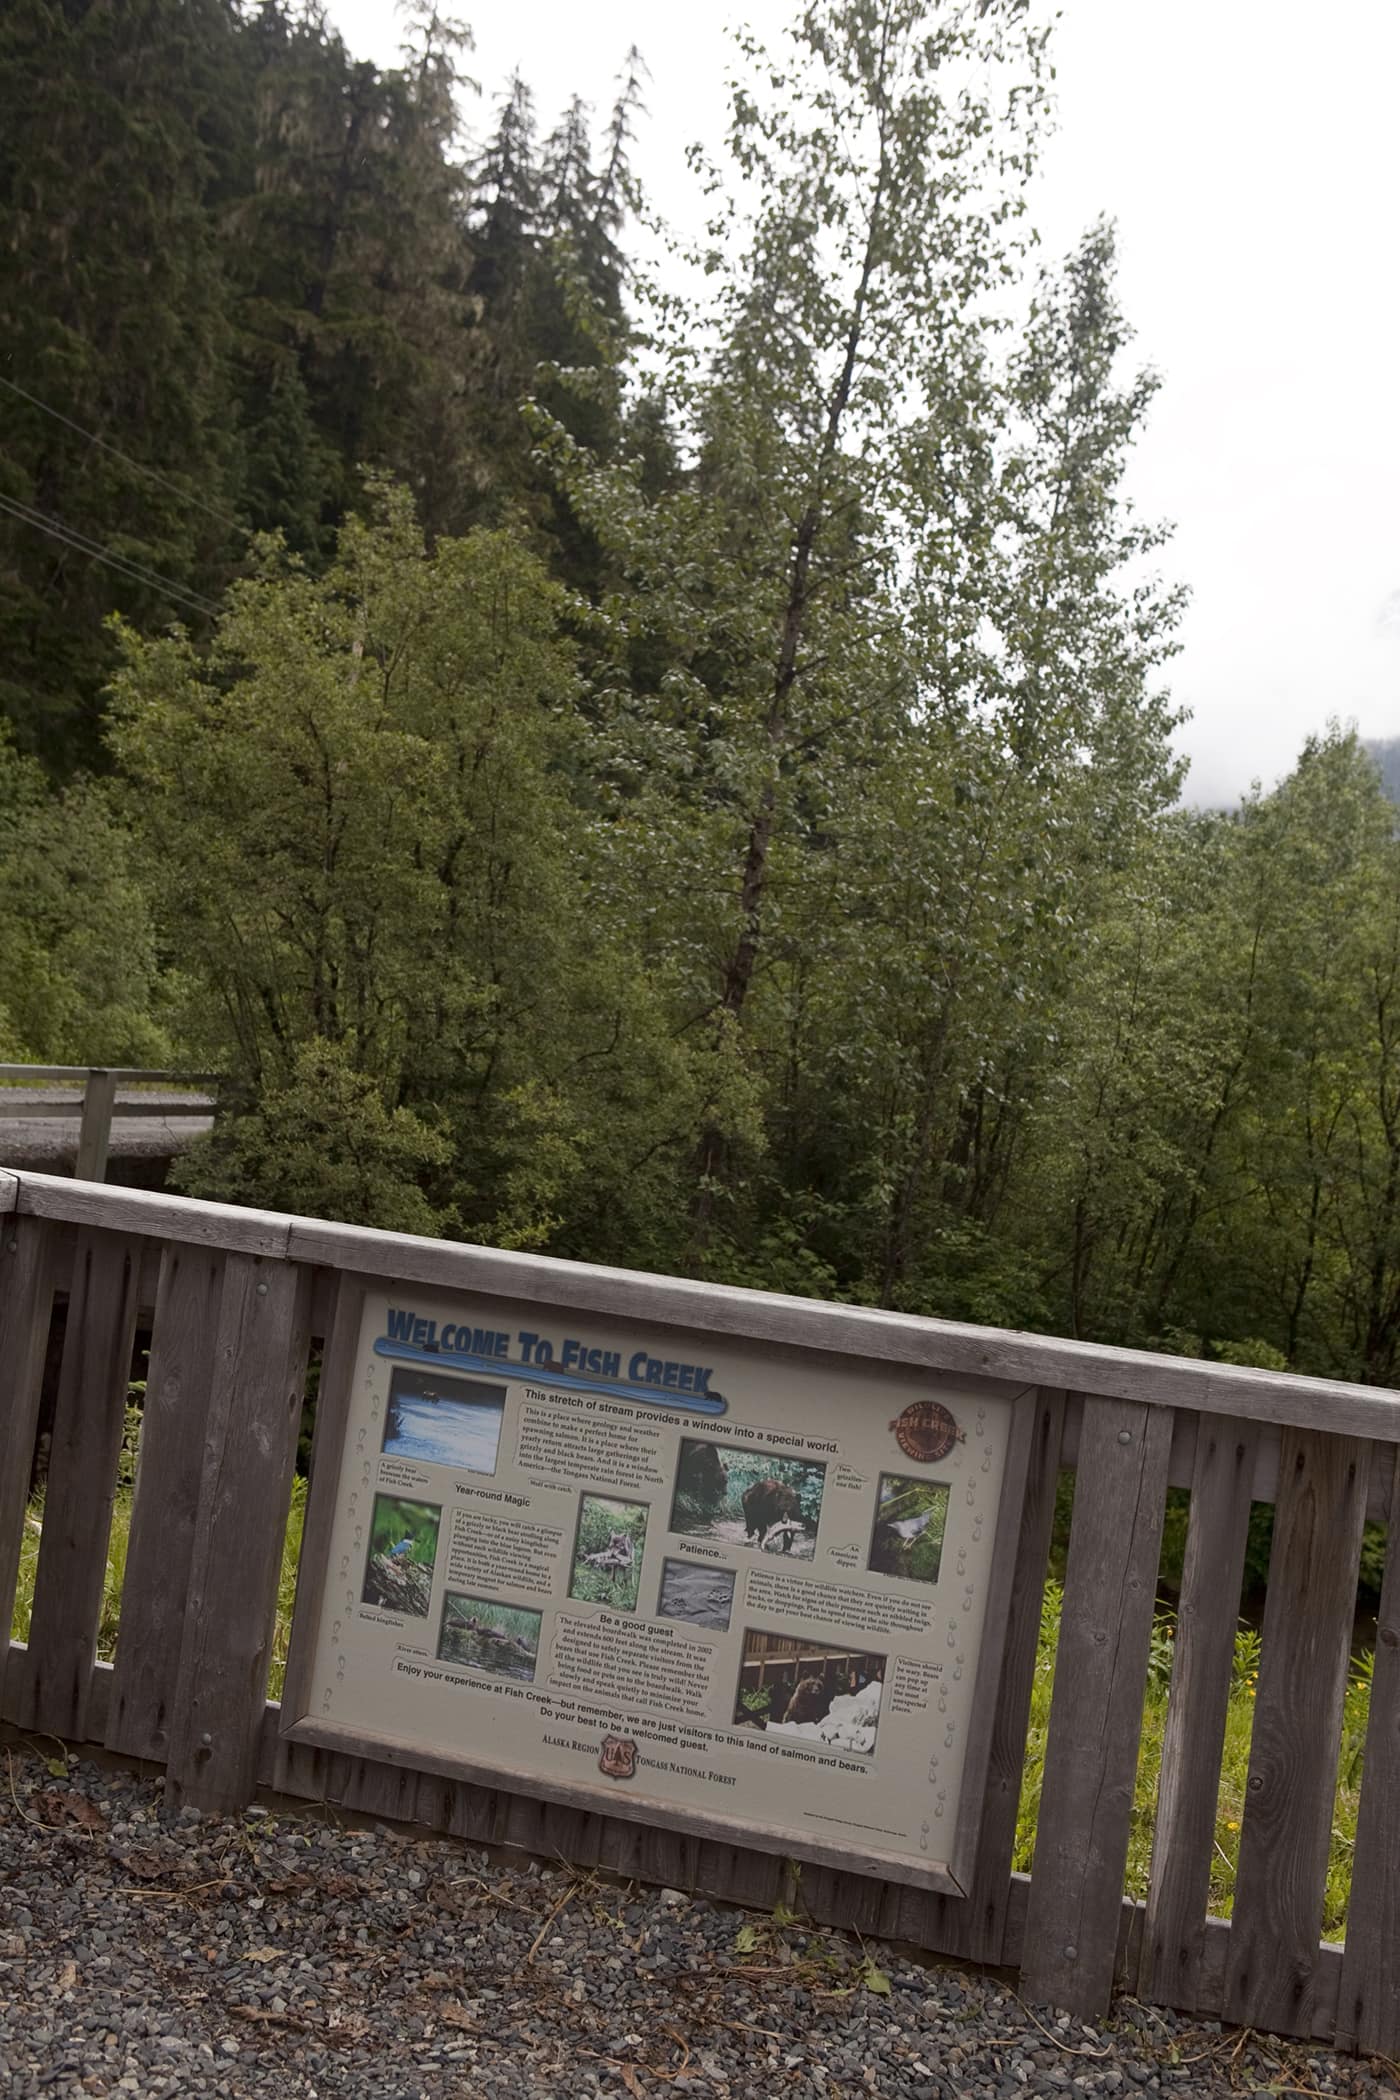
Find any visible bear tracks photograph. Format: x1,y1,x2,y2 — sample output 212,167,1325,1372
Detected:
669,1440,826,1560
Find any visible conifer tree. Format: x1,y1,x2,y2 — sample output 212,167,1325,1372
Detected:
0,0,243,768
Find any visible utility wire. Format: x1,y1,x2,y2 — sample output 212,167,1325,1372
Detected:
0,372,242,532
0,490,222,620
0,489,221,618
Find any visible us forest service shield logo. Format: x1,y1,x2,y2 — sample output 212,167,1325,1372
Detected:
890,1400,962,1464
599,1735,638,1781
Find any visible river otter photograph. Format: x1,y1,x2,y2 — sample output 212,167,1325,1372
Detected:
732,1629,885,1757
381,1365,506,1476
437,1592,542,1682
361,1495,441,1617
668,1439,825,1561
567,1494,649,1612
868,1473,950,1585
657,1557,737,1632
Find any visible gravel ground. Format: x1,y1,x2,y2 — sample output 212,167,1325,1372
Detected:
1,1745,1394,2100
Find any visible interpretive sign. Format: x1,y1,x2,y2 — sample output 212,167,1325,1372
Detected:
283,1283,1037,1893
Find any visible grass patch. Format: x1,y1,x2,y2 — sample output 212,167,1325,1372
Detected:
1013,1587,1372,1937
11,1405,308,1704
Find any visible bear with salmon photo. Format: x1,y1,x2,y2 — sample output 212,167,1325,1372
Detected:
669,1439,825,1560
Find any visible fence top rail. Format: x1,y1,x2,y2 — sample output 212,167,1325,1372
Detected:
4,1166,1399,1442
0,1064,218,1086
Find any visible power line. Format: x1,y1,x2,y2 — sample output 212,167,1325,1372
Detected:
0,490,222,620
0,490,221,618
0,372,241,532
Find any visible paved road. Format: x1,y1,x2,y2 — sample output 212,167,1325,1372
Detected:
0,1087,214,1170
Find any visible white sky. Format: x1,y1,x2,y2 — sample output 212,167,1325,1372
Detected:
326,0,1400,807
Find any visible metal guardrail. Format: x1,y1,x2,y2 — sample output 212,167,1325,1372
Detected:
0,1065,218,1181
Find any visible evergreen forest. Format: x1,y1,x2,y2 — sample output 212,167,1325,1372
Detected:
5,0,1400,1391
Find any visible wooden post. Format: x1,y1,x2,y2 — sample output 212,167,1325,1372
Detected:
10,1228,144,1738
276,1274,365,1733
1335,1441,1400,2057
1019,1395,1173,2016
0,1212,55,1715
892,1387,1067,1966
1224,1427,1368,2036
106,1243,226,1761
75,1069,118,1183
1141,1416,1259,2009
164,1251,312,1816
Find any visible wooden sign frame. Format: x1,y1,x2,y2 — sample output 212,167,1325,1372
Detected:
280,1268,1041,1899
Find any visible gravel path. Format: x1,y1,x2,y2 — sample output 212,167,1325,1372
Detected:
1,1744,1394,2100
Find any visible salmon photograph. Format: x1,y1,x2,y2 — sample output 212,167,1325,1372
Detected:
668,1439,825,1561
381,1365,506,1475
437,1594,542,1682
867,1474,951,1586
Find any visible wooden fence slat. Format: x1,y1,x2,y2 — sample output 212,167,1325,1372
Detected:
9,1228,143,1737
1224,1427,1368,2037
600,1819,702,1895
1019,1394,1173,2016
164,1252,312,1816
1141,1414,1260,2009
1334,1441,1400,2057
275,1274,365,1732
106,1244,225,1760
895,1387,1067,1965
0,1214,56,1713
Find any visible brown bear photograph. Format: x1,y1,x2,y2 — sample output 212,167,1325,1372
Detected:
732,1629,885,1757
668,1439,825,1560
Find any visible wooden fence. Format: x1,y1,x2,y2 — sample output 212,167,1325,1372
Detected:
1,1166,1397,2055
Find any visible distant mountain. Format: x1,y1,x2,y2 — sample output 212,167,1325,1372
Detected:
1364,738,1400,804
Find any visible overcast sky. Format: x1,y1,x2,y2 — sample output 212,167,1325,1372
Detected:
326,0,1400,807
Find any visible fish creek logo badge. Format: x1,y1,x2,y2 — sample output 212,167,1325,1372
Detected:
599,1735,638,1781
890,1400,962,1464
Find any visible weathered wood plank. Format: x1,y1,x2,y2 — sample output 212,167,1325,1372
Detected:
599,1818,701,1893
164,1253,313,1816
896,1387,1067,1966
802,1864,902,1939
106,1245,225,1761
1224,1427,1368,2036
1141,1415,1260,2010
282,1215,1400,1440
0,1215,55,1715
11,1228,143,1737
947,1385,1048,1894
10,1170,1400,1441
276,1275,366,1732
281,1712,965,1894
337,1753,421,1827
1334,1442,1400,2057
1019,1395,1173,2016
15,1173,291,1257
